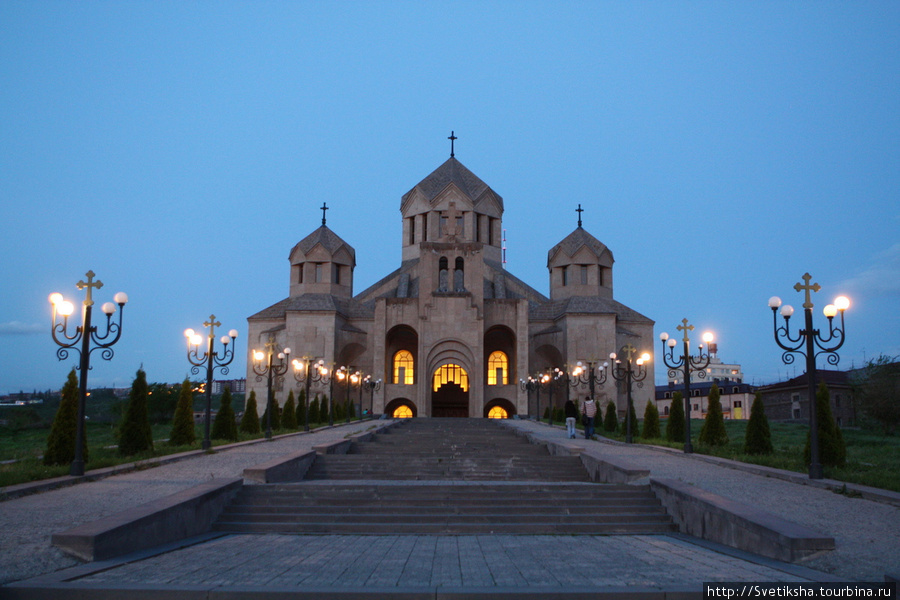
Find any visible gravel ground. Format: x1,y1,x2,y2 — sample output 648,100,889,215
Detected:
0,421,384,585
505,419,900,582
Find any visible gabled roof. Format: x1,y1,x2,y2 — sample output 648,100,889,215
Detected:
401,157,503,209
758,370,850,391
289,225,355,260
248,293,373,321
529,296,653,323
547,227,611,265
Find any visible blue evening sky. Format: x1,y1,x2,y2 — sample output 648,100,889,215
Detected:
1,1,898,394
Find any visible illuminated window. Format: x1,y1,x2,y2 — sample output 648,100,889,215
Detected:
487,351,508,385
433,364,469,392
393,350,414,384
393,404,413,418
487,406,508,419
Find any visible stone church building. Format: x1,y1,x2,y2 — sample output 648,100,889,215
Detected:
246,153,654,419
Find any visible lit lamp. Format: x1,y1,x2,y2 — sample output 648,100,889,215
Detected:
184,316,237,450
568,359,610,399
660,321,713,454
609,345,651,444
251,339,290,440
292,357,327,432
49,271,127,476
769,272,848,479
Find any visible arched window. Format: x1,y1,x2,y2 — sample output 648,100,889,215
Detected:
487,351,508,385
487,406,508,419
393,404,414,418
393,350,414,384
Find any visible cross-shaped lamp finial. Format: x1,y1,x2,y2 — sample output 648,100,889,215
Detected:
677,318,695,344
76,270,103,307
204,314,221,339
794,272,821,309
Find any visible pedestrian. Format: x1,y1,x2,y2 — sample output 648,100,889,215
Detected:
564,397,578,438
582,395,597,440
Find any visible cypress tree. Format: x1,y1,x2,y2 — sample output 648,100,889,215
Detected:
119,368,154,456
212,385,239,442
627,401,638,437
44,369,87,466
169,379,196,446
603,401,618,433
804,381,847,468
308,394,319,425
296,388,307,426
699,383,729,447
642,400,661,439
666,391,685,443
261,393,281,431
240,390,261,434
744,392,773,455
282,390,298,430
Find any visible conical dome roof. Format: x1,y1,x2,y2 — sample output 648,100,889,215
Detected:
401,157,503,209
547,226,611,266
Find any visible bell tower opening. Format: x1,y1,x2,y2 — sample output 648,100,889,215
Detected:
432,364,469,417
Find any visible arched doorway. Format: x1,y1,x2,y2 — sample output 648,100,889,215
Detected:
484,398,516,419
432,364,469,417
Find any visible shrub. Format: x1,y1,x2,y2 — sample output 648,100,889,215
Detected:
642,400,660,439
804,381,847,468
261,392,281,432
282,390,298,430
240,390,261,434
168,379,196,446
603,401,618,433
212,385,239,442
44,369,87,466
699,383,729,447
119,368,154,456
625,400,638,437
308,395,319,424
296,388,307,427
744,392,773,455
666,391,685,443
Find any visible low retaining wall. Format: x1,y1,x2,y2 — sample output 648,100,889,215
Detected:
650,477,835,563
244,450,317,483
51,477,243,562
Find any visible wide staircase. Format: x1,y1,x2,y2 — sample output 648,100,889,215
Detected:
214,419,675,535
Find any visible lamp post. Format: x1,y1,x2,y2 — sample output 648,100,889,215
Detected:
344,370,359,423
363,375,381,417
49,270,128,476
251,339,291,440
329,364,348,426
660,320,713,454
520,376,539,420
568,359,610,400
769,272,849,480
609,344,650,444
540,368,563,425
184,316,237,450
292,357,327,432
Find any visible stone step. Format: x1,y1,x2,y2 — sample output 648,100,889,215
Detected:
213,521,677,535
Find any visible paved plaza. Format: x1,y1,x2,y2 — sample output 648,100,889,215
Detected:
1,419,898,599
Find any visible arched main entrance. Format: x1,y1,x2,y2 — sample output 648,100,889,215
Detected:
432,364,469,417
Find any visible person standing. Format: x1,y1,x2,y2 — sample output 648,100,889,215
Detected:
581,395,597,440
564,397,578,439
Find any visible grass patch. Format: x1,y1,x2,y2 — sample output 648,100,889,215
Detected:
0,417,361,488
593,418,900,493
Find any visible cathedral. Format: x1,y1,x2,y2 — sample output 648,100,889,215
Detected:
246,149,654,419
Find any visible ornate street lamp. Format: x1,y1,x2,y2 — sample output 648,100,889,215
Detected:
328,364,349,426
567,359,610,400
363,375,382,417
292,357,327,432
540,368,564,425
344,370,360,423
769,272,849,480
184,316,237,450
49,270,128,476
519,376,539,420
660,320,713,454
609,344,651,444
251,338,291,440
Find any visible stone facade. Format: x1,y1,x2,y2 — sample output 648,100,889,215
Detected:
246,156,654,419
757,370,855,426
